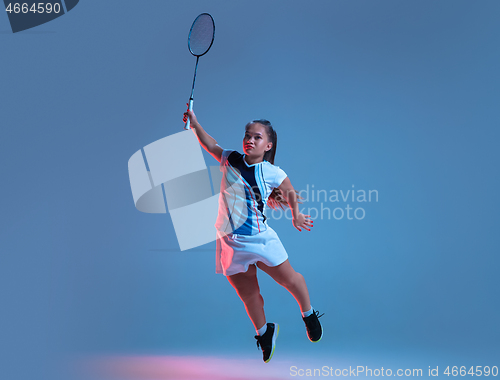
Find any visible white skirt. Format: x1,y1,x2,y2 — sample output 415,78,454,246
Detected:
215,225,289,276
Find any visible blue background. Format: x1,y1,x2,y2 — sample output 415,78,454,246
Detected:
1,1,499,379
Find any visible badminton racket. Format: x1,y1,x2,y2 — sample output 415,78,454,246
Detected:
184,13,215,130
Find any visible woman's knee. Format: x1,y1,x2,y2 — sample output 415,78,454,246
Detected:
237,284,262,303
231,284,263,309
279,271,304,289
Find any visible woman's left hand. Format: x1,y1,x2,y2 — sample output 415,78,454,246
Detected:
292,213,314,232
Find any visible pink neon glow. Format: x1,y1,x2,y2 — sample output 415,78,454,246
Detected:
77,354,293,380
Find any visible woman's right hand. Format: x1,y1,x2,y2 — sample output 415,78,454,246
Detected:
183,103,199,128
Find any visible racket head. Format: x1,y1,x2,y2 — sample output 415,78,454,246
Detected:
188,13,215,57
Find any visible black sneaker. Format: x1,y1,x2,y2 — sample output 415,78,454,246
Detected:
254,322,279,363
302,309,324,342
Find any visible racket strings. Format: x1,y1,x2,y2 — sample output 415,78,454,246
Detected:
189,15,215,56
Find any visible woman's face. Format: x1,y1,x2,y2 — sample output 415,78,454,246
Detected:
243,123,272,158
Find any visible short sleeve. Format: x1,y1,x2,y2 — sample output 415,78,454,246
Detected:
220,149,234,170
272,166,287,189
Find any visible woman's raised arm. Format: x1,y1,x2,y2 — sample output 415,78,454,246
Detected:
183,108,223,162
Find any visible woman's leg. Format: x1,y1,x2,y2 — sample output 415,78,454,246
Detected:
227,264,266,331
256,259,311,312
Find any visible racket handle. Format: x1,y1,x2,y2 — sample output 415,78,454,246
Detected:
184,99,194,130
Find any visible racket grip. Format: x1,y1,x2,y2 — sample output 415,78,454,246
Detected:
184,99,194,130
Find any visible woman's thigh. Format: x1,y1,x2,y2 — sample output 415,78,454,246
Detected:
227,264,260,298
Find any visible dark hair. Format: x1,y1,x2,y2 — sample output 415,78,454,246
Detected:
245,119,303,211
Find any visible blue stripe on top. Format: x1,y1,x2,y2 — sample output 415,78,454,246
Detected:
215,149,288,236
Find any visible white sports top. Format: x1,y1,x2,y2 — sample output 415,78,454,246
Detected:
214,149,288,236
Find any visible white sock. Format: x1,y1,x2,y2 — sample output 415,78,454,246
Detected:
302,306,313,318
256,324,267,336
